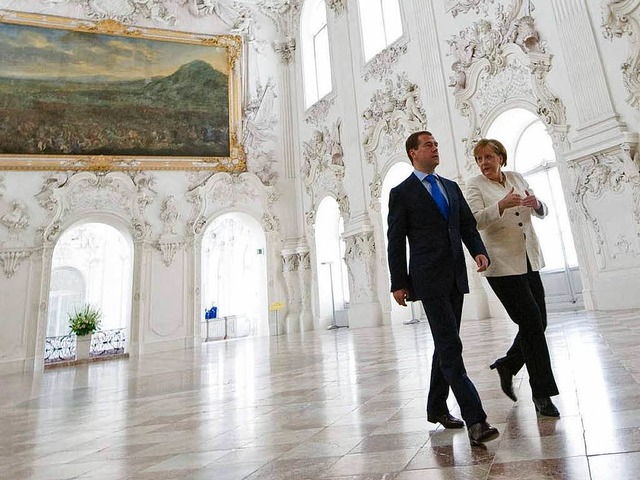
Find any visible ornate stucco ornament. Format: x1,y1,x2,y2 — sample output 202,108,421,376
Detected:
447,0,494,18
602,0,640,110
361,74,427,158
362,43,408,83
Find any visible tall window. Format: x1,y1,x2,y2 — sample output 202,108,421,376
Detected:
358,0,403,62
47,223,133,336
301,0,332,108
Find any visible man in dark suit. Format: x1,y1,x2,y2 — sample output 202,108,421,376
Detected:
387,130,499,446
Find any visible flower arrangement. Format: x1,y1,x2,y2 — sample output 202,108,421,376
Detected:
68,304,102,337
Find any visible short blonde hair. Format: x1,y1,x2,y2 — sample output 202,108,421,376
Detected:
473,138,507,167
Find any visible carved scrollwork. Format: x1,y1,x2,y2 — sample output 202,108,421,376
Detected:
304,96,335,126
327,0,347,16
274,38,297,64
244,78,279,186
186,172,277,236
37,171,154,245
0,249,32,278
447,0,494,17
570,146,640,269
155,240,184,267
51,0,176,26
362,74,428,157
302,119,345,187
343,231,377,303
362,44,408,83
602,0,640,110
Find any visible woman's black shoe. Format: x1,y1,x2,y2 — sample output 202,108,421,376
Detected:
533,397,560,417
490,361,517,402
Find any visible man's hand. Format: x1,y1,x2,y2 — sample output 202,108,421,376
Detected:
475,254,489,272
392,288,410,306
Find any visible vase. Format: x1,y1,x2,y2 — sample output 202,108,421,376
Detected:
76,335,92,360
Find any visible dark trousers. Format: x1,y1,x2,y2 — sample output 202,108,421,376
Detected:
422,288,487,427
487,263,559,398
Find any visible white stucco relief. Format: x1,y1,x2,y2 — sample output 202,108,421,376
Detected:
362,43,408,83
243,78,279,186
304,96,335,127
570,145,640,269
36,171,155,245
301,118,349,224
327,0,346,16
343,231,376,304
362,74,428,208
602,0,640,110
0,174,33,278
186,171,279,236
447,0,566,168
446,0,494,18
155,195,183,267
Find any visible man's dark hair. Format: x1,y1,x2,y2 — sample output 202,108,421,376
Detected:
405,130,434,163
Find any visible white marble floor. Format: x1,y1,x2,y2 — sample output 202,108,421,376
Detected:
2,308,640,479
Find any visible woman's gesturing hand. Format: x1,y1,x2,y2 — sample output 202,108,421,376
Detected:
498,187,522,214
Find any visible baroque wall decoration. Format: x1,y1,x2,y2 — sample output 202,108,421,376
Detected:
304,96,335,126
301,119,345,187
36,171,156,245
327,0,347,16
362,74,428,160
301,118,349,222
447,0,494,18
362,44,408,83
0,249,32,278
243,78,280,186
602,0,640,110
186,171,278,235
155,195,184,267
45,0,178,25
446,0,567,169
570,145,640,269
343,231,376,303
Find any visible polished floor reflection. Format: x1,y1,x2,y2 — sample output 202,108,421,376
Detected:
2,309,640,479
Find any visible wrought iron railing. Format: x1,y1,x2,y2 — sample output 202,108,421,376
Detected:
44,328,126,363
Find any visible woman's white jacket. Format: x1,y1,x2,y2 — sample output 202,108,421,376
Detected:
465,171,547,277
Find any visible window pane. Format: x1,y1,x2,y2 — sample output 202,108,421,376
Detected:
303,40,319,106
527,172,565,271
314,26,332,99
548,169,579,267
381,0,403,45
359,0,386,61
515,121,555,174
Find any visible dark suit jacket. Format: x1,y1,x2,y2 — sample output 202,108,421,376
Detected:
387,172,489,300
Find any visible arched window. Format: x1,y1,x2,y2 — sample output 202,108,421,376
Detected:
357,0,403,62
301,0,332,108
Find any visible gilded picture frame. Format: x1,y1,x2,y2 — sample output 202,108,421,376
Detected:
0,10,245,172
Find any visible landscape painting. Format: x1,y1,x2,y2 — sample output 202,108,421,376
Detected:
0,12,244,171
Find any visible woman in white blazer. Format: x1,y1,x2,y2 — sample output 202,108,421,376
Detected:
466,138,560,417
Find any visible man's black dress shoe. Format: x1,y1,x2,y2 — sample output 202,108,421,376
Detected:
533,397,560,417
490,361,517,402
427,412,464,429
467,421,499,446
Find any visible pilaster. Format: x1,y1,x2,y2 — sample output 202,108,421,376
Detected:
343,213,382,328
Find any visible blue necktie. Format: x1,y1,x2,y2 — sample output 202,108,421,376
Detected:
424,175,449,220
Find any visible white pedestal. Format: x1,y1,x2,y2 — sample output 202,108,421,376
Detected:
76,335,92,360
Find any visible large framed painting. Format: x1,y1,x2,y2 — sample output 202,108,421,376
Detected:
0,10,245,171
